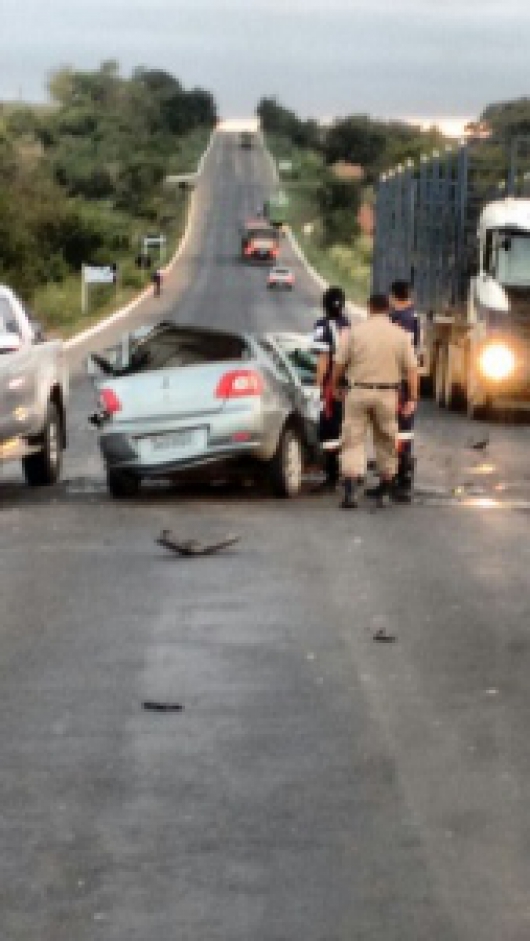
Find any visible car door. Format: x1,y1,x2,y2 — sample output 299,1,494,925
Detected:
266,335,320,449
0,297,37,441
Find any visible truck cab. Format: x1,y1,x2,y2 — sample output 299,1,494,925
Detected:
466,199,530,411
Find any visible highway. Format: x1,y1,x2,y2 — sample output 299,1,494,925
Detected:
1,132,530,941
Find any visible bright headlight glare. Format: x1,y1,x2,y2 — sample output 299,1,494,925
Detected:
478,343,515,381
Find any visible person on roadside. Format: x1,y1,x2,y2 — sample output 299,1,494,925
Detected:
152,268,163,297
311,285,351,492
389,279,420,502
331,292,418,509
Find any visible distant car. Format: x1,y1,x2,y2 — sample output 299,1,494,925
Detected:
88,322,320,499
267,266,295,290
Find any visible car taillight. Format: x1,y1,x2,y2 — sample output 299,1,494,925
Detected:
215,369,264,398
99,387,122,413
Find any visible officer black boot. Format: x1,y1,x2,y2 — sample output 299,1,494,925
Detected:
376,478,393,508
392,454,415,503
340,476,363,509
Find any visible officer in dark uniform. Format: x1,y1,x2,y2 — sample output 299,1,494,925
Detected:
311,286,351,492
389,279,419,501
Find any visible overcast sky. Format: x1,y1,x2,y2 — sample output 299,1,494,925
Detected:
2,0,530,122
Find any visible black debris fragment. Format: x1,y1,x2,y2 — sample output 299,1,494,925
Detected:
143,701,184,713
156,529,240,557
468,435,490,451
373,628,397,643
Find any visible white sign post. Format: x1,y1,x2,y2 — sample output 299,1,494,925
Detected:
81,265,116,314
143,235,166,264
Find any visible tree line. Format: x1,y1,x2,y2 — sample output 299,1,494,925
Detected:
0,61,216,300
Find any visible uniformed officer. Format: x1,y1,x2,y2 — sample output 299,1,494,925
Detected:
331,292,418,508
311,285,350,492
389,279,419,502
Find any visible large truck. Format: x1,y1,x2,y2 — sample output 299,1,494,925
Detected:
372,139,530,416
240,218,280,262
0,285,69,485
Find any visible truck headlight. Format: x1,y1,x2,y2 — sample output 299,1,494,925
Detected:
478,343,515,381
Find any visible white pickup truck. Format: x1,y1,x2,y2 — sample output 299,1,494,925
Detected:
0,285,69,486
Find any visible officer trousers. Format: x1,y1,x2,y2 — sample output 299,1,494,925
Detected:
341,388,398,480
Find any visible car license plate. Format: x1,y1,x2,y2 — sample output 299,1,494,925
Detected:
144,428,206,454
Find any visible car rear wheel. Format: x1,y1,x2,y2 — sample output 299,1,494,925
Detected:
268,426,303,497
107,469,140,499
22,400,62,487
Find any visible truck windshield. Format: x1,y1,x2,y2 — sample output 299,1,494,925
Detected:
494,231,530,288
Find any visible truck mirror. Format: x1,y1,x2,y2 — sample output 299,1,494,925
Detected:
0,331,22,354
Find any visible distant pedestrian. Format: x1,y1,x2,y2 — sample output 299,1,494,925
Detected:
331,292,418,509
389,279,420,502
311,285,350,492
152,268,163,296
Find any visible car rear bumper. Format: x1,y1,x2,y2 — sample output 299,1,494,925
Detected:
99,432,262,478
97,402,280,477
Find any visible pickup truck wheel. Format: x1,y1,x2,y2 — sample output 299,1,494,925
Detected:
107,469,140,499
22,401,62,487
268,426,303,497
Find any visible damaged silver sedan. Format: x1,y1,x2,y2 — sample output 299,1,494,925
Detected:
88,321,321,498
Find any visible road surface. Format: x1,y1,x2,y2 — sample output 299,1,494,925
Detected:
1,132,530,941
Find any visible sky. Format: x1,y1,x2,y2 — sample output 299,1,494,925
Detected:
2,0,530,125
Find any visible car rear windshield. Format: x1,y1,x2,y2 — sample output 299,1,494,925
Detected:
128,324,249,373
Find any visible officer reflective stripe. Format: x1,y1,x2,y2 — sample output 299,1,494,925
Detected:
397,431,414,441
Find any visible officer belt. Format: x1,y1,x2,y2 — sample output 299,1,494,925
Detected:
352,382,399,390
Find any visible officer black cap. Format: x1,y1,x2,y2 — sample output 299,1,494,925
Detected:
323,285,345,318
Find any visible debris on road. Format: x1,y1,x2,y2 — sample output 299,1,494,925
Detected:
468,435,490,451
373,628,397,643
156,529,240,557
143,701,184,713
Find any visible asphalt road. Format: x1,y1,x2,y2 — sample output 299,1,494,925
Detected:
1,132,530,941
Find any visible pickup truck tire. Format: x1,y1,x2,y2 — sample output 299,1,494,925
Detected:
268,425,303,497
22,400,62,487
107,468,140,499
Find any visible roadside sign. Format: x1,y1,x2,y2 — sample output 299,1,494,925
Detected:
83,265,115,285
143,236,166,247
279,160,293,173
81,264,117,314
143,235,166,263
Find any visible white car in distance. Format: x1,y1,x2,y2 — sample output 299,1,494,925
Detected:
267,266,295,290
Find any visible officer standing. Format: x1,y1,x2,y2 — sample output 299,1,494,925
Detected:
389,279,419,502
311,286,350,492
331,293,418,509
